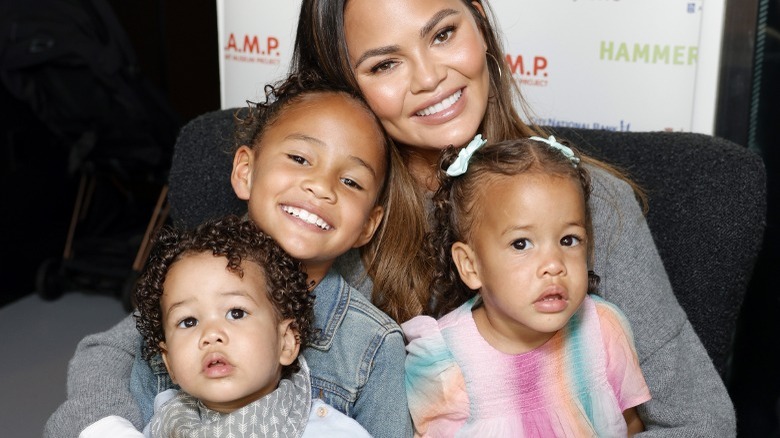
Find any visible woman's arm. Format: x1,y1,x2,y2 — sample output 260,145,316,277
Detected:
44,314,143,437
588,167,736,436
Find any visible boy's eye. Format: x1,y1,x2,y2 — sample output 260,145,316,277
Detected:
511,238,533,251
341,177,363,190
226,308,247,320
561,235,582,247
288,154,308,165
177,317,197,329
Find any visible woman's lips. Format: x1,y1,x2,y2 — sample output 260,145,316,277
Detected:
411,88,466,125
415,89,463,116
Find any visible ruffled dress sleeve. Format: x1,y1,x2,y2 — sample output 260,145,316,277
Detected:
402,315,470,437
592,295,652,411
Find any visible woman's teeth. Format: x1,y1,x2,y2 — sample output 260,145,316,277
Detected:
282,206,332,230
416,89,462,116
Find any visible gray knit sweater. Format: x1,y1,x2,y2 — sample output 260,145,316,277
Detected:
44,167,735,437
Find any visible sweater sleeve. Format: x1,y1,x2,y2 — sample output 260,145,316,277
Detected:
403,316,470,437
44,314,143,437
587,167,736,436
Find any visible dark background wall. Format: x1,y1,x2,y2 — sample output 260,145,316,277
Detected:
0,0,219,307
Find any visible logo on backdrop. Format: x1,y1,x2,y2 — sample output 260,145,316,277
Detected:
505,54,549,87
532,117,633,132
599,41,698,66
224,32,282,65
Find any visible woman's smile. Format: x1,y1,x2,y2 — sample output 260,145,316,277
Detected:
414,88,463,117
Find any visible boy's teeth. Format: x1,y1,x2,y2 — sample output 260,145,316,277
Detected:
416,89,462,116
282,206,331,230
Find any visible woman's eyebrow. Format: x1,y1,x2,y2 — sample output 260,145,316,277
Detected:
353,8,460,69
354,45,400,69
420,9,459,39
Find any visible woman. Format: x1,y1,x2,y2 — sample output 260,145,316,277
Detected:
292,0,735,435
45,0,735,436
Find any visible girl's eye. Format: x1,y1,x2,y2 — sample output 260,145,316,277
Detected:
288,154,308,165
370,60,397,74
561,235,582,247
511,238,533,251
177,317,197,329
226,308,247,320
433,27,455,45
341,177,363,190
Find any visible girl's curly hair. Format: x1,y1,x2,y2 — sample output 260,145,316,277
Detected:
134,214,314,379
427,138,600,318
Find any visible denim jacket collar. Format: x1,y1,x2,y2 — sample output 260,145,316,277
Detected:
308,270,349,351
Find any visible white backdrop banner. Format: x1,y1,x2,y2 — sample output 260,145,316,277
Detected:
217,0,724,134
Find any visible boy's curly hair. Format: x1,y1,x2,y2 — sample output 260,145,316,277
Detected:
134,214,314,379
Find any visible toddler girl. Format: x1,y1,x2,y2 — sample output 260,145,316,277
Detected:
403,135,651,437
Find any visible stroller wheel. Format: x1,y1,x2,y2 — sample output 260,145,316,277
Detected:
36,258,65,301
121,271,139,312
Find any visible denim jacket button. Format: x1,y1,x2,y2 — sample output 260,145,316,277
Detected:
316,406,328,417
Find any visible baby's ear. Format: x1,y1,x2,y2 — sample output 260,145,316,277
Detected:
231,145,254,201
278,319,300,366
451,242,483,290
159,341,177,384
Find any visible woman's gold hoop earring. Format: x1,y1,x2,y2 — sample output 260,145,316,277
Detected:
486,51,503,80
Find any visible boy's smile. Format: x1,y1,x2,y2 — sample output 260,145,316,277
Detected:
281,205,333,230
232,92,387,283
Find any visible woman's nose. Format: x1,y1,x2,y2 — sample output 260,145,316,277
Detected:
410,55,445,94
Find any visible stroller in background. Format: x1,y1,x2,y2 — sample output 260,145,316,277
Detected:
0,0,181,310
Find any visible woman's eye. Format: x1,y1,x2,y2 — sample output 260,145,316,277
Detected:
433,27,455,45
511,238,533,251
370,60,396,74
341,177,363,190
226,308,247,320
177,317,197,329
561,235,582,247
288,154,308,165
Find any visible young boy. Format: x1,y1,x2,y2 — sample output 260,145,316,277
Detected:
132,215,369,437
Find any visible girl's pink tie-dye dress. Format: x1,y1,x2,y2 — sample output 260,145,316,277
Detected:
402,295,651,437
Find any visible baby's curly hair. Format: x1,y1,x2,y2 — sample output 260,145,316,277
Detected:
134,214,314,379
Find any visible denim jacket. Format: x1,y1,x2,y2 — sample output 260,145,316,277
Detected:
130,269,413,438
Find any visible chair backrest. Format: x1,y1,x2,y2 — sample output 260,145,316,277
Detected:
168,108,245,228
168,109,767,378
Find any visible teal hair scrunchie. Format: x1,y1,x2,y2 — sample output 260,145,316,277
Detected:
529,135,580,167
446,134,488,177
